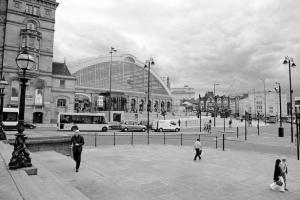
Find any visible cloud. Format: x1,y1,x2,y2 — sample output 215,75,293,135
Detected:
53,0,300,98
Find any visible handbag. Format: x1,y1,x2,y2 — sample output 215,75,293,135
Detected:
276,180,283,186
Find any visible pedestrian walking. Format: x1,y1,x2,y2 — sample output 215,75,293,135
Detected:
70,129,85,172
270,159,285,192
229,118,232,128
280,157,288,191
208,119,212,133
178,119,181,127
204,121,208,131
193,139,202,161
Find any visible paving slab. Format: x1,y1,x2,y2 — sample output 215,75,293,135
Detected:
34,145,300,200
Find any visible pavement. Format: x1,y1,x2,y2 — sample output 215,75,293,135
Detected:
33,145,300,200
1,123,300,200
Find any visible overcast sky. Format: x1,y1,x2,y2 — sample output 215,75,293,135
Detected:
53,0,300,98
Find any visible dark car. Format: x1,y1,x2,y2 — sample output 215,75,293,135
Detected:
120,120,146,132
23,122,36,129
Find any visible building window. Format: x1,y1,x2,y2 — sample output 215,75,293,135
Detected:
269,107,273,113
26,4,40,16
21,36,26,47
33,55,39,70
57,99,66,107
45,8,51,16
27,22,36,30
14,1,21,8
60,80,65,88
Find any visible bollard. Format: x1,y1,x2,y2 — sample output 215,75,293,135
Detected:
181,133,183,146
257,121,260,136
164,132,166,145
216,136,218,149
198,134,201,141
237,127,239,138
94,132,97,147
113,132,116,146
244,119,247,141
147,132,149,145
131,132,133,145
222,134,225,151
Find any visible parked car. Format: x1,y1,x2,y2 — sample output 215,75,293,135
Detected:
23,122,36,129
139,120,152,129
120,120,146,132
108,121,121,130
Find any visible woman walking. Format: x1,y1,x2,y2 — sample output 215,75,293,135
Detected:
270,159,285,192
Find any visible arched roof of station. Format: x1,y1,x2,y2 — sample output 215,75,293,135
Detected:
71,54,172,97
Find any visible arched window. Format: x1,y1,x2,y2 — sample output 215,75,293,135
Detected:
167,102,171,112
154,101,158,112
139,99,144,112
57,99,66,107
130,99,136,112
161,101,165,111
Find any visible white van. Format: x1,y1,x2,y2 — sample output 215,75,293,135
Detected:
152,120,180,132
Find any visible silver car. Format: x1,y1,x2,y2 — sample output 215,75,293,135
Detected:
120,120,146,132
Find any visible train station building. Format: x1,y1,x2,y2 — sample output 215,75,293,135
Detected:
0,0,172,124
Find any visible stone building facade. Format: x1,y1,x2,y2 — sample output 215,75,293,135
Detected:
0,0,75,123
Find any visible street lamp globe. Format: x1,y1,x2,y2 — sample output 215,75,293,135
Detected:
15,50,36,70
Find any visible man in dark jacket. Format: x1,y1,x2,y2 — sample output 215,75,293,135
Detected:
71,130,85,172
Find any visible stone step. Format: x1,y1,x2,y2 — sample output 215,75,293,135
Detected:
0,142,89,200
33,150,120,200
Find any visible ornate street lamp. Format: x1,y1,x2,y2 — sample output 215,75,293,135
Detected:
283,56,296,143
9,48,35,169
0,76,8,140
108,47,117,122
145,58,154,138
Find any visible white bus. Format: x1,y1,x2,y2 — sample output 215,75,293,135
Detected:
3,108,19,130
57,112,109,132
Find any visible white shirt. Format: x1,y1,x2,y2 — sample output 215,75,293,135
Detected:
194,141,202,150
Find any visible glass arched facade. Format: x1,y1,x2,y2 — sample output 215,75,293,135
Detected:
73,54,172,114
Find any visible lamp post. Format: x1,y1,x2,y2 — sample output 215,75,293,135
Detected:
145,58,154,136
259,78,267,125
213,81,219,127
198,94,201,132
9,48,35,169
275,82,284,137
283,56,296,143
108,47,117,122
0,76,8,140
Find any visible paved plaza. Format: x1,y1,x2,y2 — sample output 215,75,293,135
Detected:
1,122,300,200
35,145,300,200
1,143,300,200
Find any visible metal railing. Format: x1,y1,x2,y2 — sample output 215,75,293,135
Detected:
81,132,227,150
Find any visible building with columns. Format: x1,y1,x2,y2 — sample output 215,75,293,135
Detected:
171,85,195,113
0,0,76,124
71,54,172,121
239,90,287,118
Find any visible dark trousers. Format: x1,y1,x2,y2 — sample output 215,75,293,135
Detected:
194,148,202,160
73,150,82,170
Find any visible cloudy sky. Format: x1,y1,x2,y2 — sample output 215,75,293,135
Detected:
53,0,300,97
